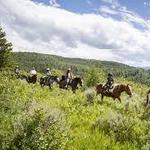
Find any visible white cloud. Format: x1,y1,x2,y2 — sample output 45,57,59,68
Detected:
49,0,60,7
101,0,120,8
99,6,118,15
99,5,148,29
0,0,150,67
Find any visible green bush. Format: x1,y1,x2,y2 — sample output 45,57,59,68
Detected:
85,88,96,104
10,106,69,150
93,110,146,146
85,68,104,87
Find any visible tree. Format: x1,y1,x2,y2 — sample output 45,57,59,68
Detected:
0,27,13,69
85,67,105,87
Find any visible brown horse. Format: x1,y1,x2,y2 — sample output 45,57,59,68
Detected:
59,77,82,93
96,84,132,102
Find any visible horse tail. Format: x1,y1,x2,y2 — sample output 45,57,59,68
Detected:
95,84,99,91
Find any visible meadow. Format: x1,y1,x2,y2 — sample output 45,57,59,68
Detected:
0,70,150,150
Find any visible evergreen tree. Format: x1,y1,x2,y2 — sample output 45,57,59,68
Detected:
0,27,13,69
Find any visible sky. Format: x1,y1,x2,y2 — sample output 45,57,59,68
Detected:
0,0,150,67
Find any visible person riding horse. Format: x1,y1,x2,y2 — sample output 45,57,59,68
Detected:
45,68,52,83
30,67,37,76
65,68,73,88
103,73,114,93
29,67,37,83
15,66,20,78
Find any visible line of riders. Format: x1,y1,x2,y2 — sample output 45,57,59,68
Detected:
14,66,150,105
15,66,75,87
15,66,113,92
14,66,82,93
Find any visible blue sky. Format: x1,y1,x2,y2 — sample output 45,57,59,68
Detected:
34,0,150,19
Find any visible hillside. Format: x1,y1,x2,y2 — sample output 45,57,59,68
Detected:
0,70,150,150
13,52,150,86
1,52,150,149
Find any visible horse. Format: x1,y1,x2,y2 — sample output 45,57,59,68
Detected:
96,83,132,102
70,77,83,93
22,75,37,84
40,75,59,89
146,90,150,106
59,77,82,93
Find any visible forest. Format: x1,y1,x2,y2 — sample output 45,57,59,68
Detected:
13,52,150,86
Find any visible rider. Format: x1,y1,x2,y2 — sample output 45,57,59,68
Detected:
45,68,52,77
15,66,20,78
45,68,52,83
30,67,37,77
103,73,114,93
65,68,73,87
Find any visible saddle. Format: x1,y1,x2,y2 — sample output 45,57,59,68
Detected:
102,84,114,94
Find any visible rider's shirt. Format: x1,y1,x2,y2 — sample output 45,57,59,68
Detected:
66,72,72,79
46,71,52,77
106,77,114,85
15,69,20,74
30,70,37,75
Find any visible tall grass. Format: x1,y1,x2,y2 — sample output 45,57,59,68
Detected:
0,72,149,150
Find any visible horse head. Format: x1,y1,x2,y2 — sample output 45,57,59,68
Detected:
76,77,82,87
125,84,132,97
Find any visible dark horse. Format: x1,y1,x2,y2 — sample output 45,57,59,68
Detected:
146,90,150,106
96,84,132,102
59,77,82,93
21,75,37,84
40,76,59,89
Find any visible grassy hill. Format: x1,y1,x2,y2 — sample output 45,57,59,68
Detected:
13,52,150,86
1,52,149,149
0,70,149,150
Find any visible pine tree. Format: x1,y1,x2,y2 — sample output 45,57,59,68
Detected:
0,27,13,69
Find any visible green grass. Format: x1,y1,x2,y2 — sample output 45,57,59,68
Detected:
0,72,150,150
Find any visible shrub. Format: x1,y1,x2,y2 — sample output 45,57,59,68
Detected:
93,110,146,146
9,103,69,150
85,68,104,87
85,88,96,104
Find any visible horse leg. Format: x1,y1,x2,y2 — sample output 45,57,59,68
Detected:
49,84,52,89
101,95,104,101
72,87,76,93
117,97,121,103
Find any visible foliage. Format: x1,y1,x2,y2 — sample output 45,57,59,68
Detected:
0,74,69,150
0,68,150,149
85,88,96,104
13,52,150,86
93,110,146,146
10,107,68,150
85,68,104,87
0,27,13,69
